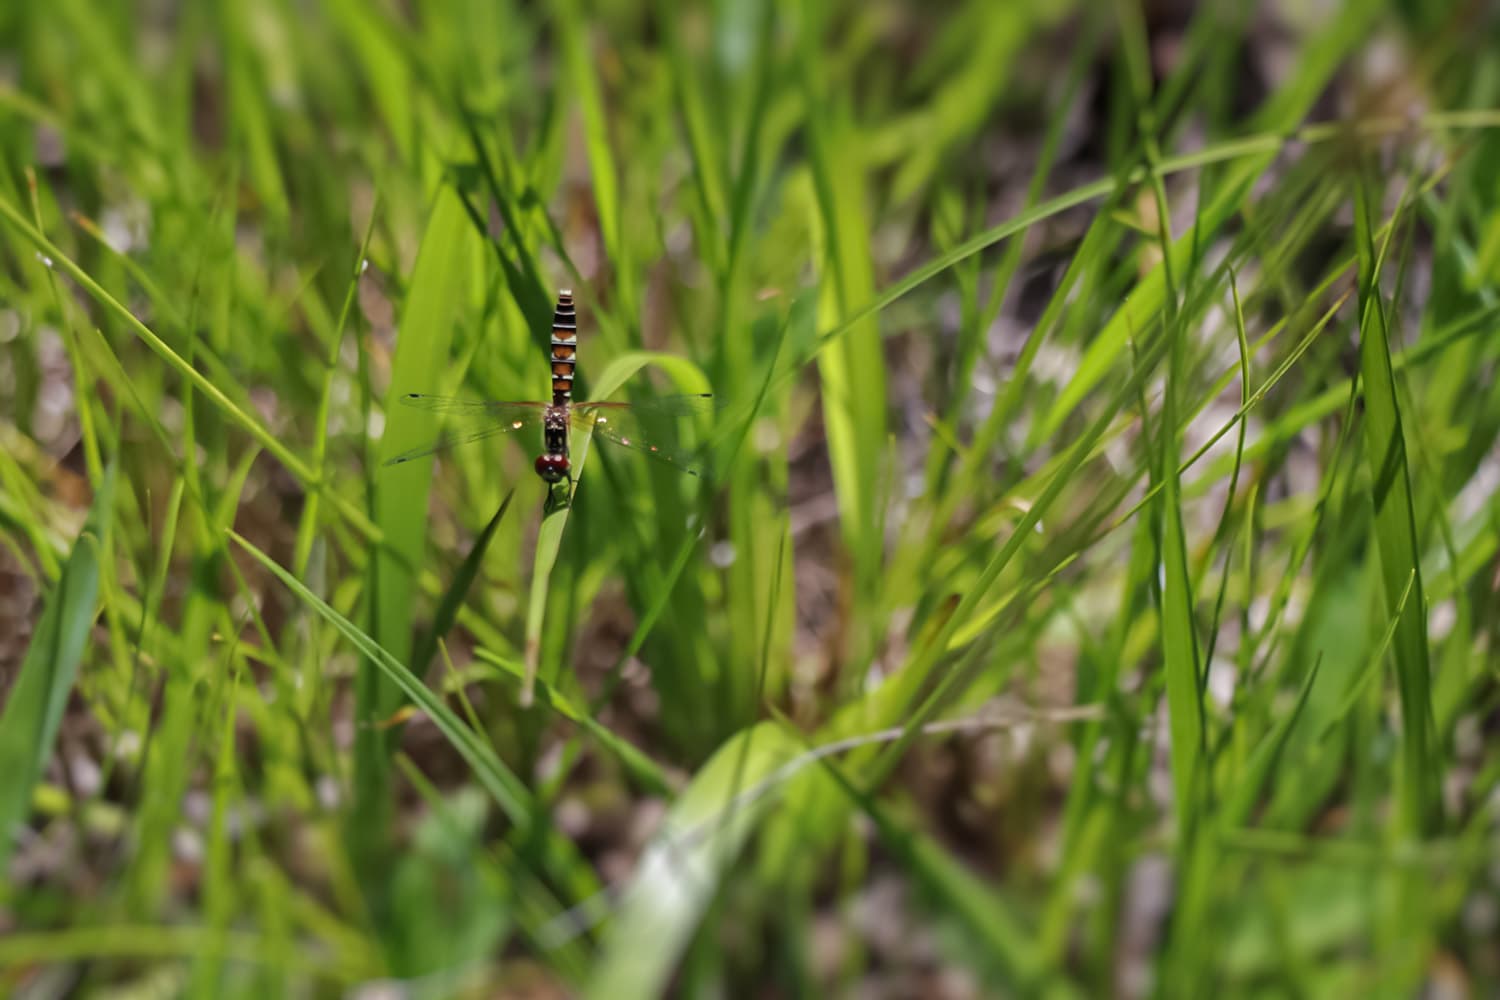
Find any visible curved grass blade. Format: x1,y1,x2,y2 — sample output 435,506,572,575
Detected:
573,393,716,417
522,469,586,707
0,463,114,872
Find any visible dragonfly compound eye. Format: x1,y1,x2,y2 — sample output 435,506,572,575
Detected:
534,453,570,483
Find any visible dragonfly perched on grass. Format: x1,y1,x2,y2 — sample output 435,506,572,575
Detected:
385,290,714,484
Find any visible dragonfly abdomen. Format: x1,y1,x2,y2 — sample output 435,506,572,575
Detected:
551,289,576,405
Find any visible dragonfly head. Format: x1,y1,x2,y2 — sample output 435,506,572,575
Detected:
534,453,570,483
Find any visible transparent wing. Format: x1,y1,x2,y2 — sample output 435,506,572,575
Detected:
571,394,715,477
573,393,717,418
384,396,547,466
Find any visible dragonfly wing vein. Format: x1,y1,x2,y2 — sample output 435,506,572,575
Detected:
572,393,716,417
397,393,549,415
384,410,543,465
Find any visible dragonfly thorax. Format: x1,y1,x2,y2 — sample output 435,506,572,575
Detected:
537,404,571,483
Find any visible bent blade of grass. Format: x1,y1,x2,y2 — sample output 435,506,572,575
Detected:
1352,176,1436,836
0,463,113,873
582,722,801,1000
588,351,714,403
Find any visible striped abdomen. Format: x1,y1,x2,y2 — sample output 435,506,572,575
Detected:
550,289,576,404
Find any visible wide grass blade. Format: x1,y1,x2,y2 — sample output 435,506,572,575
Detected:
357,182,483,882
582,722,801,1000
0,464,113,872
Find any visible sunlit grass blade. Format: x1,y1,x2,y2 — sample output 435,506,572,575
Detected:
582,722,801,1000
0,463,113,872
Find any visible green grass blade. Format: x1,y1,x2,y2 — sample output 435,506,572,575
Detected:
798,16,887,664
357,182,482,881
523,490,578,707
1352,175,1436,836
0,463,113,872
295,206,379,576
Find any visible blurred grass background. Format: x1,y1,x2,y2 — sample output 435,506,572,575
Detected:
2,0,1500,996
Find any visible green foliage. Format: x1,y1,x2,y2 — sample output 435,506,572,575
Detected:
1,1,1499,996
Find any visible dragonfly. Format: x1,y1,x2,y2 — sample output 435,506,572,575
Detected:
385,289,713,483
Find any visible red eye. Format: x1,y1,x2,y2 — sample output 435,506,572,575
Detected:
534,454,570,483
